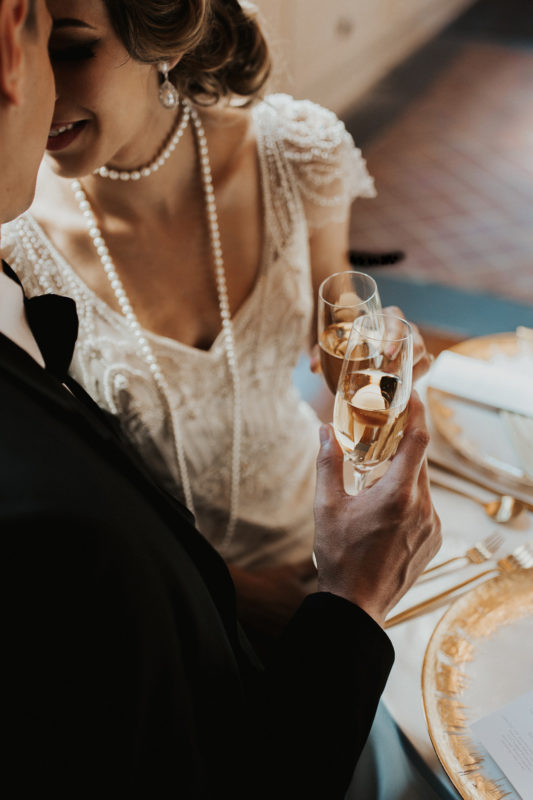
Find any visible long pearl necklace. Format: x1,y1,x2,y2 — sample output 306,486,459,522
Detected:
94,101,190,181
71,99,242,549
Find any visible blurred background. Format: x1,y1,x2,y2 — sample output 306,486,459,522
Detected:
257,0,533,347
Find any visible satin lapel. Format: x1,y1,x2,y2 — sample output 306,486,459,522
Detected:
0,331,121,444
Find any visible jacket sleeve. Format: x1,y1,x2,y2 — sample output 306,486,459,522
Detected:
251,592,395,799
5,514,393,800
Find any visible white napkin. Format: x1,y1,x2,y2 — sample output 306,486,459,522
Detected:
428,350,533,419
417,373,533,506
501,411,533,479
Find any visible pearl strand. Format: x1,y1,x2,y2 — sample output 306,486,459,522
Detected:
70,178,195,516
189,102,242,546
71,98,242,549
94,101,190,182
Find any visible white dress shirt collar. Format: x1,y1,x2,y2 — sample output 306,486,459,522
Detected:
0,269,46,367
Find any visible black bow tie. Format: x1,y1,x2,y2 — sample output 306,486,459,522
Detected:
2,260,78,381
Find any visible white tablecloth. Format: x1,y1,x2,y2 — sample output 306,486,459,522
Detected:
383,488,532,783
382,379,533,792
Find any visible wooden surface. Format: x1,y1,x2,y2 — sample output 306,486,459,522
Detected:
418,326,464,357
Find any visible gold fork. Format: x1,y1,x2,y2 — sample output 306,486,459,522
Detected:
420,531,503,577
385,544,533,628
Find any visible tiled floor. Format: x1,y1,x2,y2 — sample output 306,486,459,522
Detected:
344,0,533,309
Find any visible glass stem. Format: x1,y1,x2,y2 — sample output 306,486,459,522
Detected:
353,468,369,494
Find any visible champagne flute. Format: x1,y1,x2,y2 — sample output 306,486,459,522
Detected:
334,313,413,493
318,271,381,394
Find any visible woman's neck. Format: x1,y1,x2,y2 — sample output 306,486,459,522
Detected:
35,117,198,229
85,124,198,223
32,102,251,232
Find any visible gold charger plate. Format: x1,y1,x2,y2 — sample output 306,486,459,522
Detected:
427,332,533,492
422,569,533,800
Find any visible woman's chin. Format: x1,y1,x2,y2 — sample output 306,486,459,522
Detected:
44,152,98,181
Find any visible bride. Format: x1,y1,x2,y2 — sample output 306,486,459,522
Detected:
2,0,429,642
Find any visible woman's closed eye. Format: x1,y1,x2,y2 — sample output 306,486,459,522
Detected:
49,41,99,62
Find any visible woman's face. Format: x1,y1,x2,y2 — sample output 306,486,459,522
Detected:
46,0,167,177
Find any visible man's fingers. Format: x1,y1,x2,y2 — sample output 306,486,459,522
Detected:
315,424,346,507
310,348,322,374
383,305,404,320
413,352,433,383
387,392,430,484
383,306,429,381
411,326,426,362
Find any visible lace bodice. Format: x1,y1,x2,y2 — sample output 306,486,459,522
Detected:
2,94,375,568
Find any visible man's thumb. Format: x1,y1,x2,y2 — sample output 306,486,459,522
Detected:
315,424,345,500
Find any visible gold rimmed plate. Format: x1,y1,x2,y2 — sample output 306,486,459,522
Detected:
426,332,533,492
422,569,533,799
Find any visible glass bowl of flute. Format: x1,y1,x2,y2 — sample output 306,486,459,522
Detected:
334,313,413,493
318,271,381,395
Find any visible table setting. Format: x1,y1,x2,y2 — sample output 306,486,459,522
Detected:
312,273,532,798
382,325,533,800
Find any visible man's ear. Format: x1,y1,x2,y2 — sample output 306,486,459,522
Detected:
0,0,29,106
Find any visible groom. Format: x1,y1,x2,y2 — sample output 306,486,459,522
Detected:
1,2,441,798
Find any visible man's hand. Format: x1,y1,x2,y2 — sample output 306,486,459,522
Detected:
313,391,441,627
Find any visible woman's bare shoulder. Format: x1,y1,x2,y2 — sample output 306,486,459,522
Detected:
200,103,256,179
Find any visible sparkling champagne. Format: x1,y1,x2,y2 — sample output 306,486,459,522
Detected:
334,369,408,469
319,321,353,394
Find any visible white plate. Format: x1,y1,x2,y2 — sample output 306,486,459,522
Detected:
422,569,533,799
427,333,533,493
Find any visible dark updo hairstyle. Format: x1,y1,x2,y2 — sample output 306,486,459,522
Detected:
103,0,271,105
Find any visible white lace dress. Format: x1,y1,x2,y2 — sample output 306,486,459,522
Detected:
2,94,375,568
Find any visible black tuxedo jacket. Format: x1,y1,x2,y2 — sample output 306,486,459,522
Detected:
1,286,394,798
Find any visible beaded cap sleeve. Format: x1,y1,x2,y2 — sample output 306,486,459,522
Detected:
252,93,376,235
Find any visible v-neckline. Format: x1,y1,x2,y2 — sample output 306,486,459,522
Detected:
24,112,271,359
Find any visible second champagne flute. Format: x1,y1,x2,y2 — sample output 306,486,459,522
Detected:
334,313,413,493
318,270,381,394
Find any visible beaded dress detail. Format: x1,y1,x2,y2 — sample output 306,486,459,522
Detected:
2,95,375,567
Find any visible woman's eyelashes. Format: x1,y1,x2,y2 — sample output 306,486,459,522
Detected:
49,41,99,62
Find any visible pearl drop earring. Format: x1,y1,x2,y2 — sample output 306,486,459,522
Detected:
158,61,179,110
